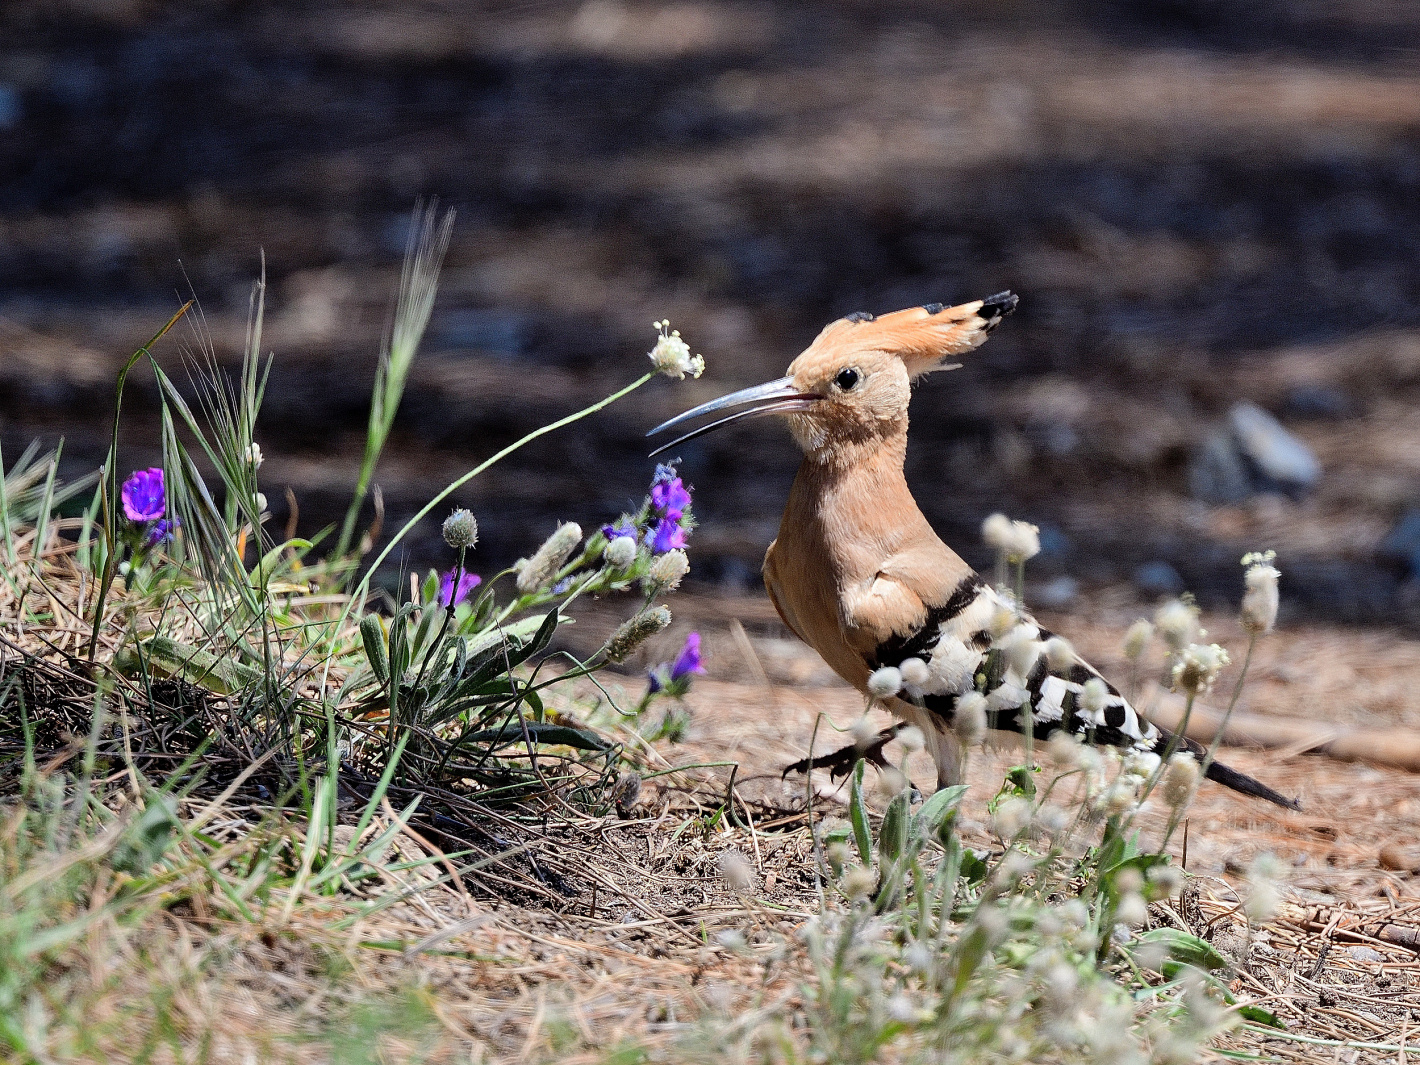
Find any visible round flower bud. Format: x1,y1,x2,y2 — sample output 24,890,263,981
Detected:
1242,556,1280,634
1123,619,1153,660
953,691,988,746
867,666,903,699
647,547,689,590
1161,751,1200,808
441,508,479,550
899,656,930,687
897,725,926,753
1171,642,1230,697
604,534,637,569
1154,599,1201,653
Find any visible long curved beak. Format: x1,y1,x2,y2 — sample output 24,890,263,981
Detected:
646,376,819,457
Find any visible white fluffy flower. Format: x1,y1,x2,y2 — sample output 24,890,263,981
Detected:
1171,642,1230,696
647,319,704,379
1241,552,1280,634
953,691,988,746
899,656,930,687
867,666,903,699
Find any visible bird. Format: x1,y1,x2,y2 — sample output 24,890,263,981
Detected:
648,294,1299,810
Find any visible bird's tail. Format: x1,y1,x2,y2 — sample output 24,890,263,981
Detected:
1151,728,1301,810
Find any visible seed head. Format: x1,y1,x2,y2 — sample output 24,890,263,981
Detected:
1241,551,1280,634
1123,618,1153,660
982,512,1040,562
648,319,704,379
647,547,689,590
897,724,926,753
953,691,988,746
899,656,930,687
1154,599,1201,653
1043,636,1075,671
718,849,755,892
604,534,637,569
516,522,583,593
602,605,672,663
441,508,478,550
1162,751,1200,808
867,666,903,699
1171,642,1230,696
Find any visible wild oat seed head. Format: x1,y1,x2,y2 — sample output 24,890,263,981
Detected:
244,441,264,469
604,534,637,569
441,508,478,550
1242,554,1281,634
1043,636,1075,671
1154,599,1201,653
1080,677,1110,716
1171,642,1230,696
516,522,583,593
602,605,672,663
1162,752,1200,808
867,665,903,699
647,547,689,589
953,690,988,746
1123,618,1153,660
897,724,926,753
899,656,930,687
648,320,704,379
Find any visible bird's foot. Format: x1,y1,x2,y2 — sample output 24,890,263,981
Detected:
782,724,903,781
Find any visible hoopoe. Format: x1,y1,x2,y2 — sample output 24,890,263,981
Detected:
650,294,1299,809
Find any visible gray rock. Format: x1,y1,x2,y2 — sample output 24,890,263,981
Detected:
1229,402,1322,491
1189,403,1321,502
1133,561,1184,596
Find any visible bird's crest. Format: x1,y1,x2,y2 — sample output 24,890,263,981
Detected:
804,292,1018,381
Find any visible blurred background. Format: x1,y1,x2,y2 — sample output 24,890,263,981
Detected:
3,0,1420,627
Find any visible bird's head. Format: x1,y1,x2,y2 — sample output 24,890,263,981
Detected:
649,292,1017,461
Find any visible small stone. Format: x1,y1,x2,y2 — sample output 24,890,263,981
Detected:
1133,560,1183,596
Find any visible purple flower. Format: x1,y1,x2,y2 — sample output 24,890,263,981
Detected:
670,632,706,680
647,517,688,554
121,468,166,523
144,518,179,547
650,465,692,519
438,568,481,608
601,520,637,542
647,631,707,694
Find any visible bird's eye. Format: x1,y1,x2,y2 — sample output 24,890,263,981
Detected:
834,367,861,391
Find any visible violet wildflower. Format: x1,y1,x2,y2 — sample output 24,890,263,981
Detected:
437,569,481,608
650,464,692,519
121,468,166,523
647,517,688,554
144,518,179,548
647,631,707,694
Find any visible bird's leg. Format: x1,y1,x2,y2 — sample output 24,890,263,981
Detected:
782,723,904,781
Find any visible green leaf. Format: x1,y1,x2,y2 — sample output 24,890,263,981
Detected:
360,614,389,684
879,790,909,865
910,784,968,841
849,760,872,864
1135,927,1230,973
1237,1005,1285,1029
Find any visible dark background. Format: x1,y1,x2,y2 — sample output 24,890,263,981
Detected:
3,0,1420,623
